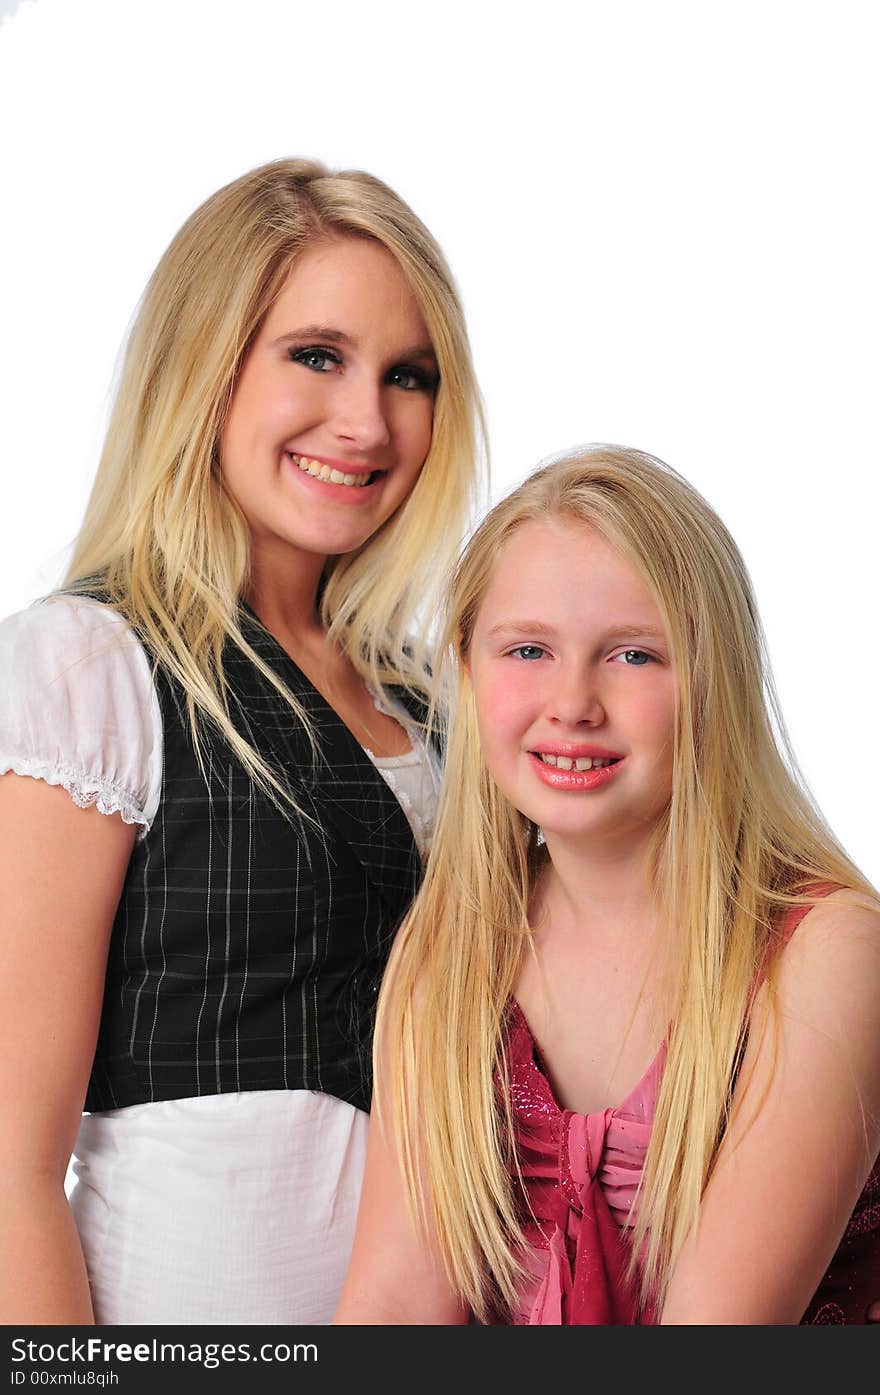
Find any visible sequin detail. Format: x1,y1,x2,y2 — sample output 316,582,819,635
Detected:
503,990,880,1325
810,1303,847,1325
503,999,660,1323
843,1161,880,1240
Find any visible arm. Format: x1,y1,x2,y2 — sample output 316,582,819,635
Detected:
0,774,136,1323
661,890,880,1324
333,1041,469,1323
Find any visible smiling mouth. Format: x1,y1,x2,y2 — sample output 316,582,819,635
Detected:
528,751,626,792
532,753,621,771
287,452,381,488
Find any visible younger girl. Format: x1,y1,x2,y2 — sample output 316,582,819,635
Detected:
335,445,880,1324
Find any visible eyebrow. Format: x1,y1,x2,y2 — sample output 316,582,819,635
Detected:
271,325,438,363
602,625,668,642
485,620,560,639
485,621,668,642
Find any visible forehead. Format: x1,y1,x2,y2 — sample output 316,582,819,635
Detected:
261,236,429,340
475,517,662,628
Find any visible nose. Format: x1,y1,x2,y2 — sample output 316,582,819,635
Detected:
332,373,392,452
547,662,605,727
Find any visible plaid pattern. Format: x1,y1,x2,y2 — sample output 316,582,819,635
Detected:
86,611,424,1114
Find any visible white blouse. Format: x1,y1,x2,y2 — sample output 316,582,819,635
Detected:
0,596,441,1325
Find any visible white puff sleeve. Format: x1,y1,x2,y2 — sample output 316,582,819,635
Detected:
0,595,162,836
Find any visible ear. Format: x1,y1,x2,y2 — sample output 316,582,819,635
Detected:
457,631,471,679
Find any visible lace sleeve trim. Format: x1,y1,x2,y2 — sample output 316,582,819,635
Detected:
0,753,150,834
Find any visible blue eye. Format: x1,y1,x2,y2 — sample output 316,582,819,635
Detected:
387,365,438,393
614,649,652,666
509,645,547,661
289,347,340,372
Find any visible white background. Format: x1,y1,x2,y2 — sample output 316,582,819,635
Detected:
1,0,877,883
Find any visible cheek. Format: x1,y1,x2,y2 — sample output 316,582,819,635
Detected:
472,665,537,755
220,391,261,482
394,396,435,470
224,368,320,457
635,682,677,773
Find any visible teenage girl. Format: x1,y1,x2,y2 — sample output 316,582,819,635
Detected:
0,158,484,1324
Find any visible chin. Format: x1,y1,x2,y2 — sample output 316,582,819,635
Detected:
292,522,380,557
540,819,614,843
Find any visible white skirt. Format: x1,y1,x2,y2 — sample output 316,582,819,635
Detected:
69,1089,368,1325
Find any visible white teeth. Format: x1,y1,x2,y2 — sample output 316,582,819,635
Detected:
537,753,619,771
291,454,372,487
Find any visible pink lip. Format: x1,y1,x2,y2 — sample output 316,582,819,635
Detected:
284,451,386,501
530,743,624,760
286,449,381,476
528,752,625,792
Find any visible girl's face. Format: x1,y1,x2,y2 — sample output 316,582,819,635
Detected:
219,236,438,571
468,517,676,853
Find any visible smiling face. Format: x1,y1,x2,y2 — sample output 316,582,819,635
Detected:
218,235,438,573
467,516,677,854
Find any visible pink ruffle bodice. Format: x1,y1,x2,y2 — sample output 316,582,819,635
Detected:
505,999,662,1324
503,889,880,1324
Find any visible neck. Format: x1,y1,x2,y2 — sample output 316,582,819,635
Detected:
245,541,328,648
535,826,660,943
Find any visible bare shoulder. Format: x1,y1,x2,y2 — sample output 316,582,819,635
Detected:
778,887,880,981
797,884,880,930
754,886,880,1102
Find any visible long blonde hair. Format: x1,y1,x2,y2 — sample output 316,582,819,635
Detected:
377,444,877,1318
64,157,485,799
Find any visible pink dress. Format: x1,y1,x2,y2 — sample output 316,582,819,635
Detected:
505,997,661,1323
504,897,880,1325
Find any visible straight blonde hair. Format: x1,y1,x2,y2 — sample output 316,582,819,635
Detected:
376,444,877,1319
65,158,486,802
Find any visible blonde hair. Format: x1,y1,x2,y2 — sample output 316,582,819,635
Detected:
376,444,877,1319
64,157,485,800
